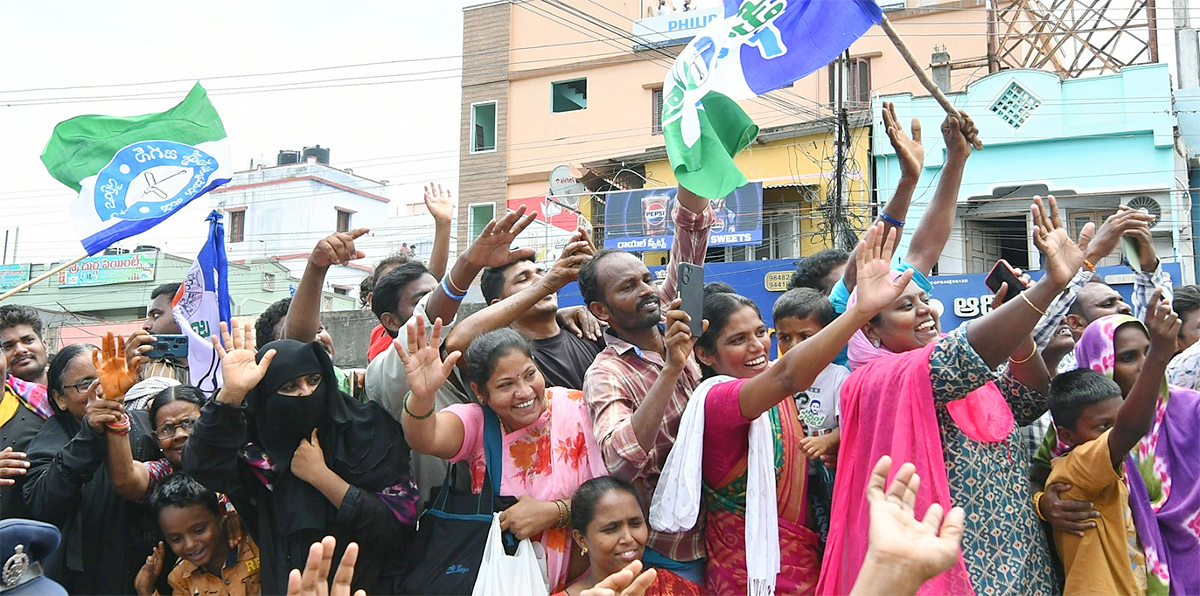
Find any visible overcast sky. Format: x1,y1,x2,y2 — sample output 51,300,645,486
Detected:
0,0,486,263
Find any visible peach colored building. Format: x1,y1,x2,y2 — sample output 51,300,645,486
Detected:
457,0,991,263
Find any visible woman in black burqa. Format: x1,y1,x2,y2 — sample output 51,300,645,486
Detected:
183,323,418,594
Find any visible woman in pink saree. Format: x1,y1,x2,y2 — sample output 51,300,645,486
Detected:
650,224,913,595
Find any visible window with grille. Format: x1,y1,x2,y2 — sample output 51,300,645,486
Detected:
652,87,664,135
336,209,352,233
827,58,871,109
229,210,245,243
989,82,1041,129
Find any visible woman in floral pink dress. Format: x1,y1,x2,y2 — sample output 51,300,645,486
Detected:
398,321,606,592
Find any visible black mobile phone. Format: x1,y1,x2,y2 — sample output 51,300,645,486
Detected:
985,259,1028,304
144,334,188,360
677,262,704,337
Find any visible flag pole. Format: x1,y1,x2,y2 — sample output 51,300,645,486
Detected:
0,253,88,301
879,15,984,150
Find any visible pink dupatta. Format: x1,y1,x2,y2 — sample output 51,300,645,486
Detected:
816,342,975,596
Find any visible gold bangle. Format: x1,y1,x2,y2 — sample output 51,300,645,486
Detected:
402,390,435,420
1019,292,1047,317
1082,258,1097,273
1032,491,1047,521
1010,342,1038,364
445,274,469,296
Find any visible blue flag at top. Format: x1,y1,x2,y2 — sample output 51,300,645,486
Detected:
171,211,232,397
663,0,883,199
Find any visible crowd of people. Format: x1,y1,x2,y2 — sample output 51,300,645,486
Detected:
2,108,1200,596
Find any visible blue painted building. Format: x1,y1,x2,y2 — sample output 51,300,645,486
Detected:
874,64,1191,283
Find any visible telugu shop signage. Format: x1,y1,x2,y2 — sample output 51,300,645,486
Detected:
56,252,158,288
0,264,30,292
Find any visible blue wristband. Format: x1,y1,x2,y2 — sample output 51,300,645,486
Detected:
879,212,905,228
440,277,465,301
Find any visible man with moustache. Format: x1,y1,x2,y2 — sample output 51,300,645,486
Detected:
578,186,712,583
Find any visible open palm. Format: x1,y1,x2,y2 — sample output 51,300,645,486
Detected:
1032,195,1092,286
214,321,276,397
93,332,139,401
424,183,456,224
395,316,460,398
865,456,965,583
852,223,914,316
469,206,538,268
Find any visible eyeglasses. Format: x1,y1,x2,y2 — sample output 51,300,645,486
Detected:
156,418,198,440
65,378,97,393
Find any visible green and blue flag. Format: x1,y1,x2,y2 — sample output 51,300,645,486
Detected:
40,83,232,255
663,0,882,199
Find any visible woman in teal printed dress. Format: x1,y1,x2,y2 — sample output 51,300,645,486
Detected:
819,197,1092,596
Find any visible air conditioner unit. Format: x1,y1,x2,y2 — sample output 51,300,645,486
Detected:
1120,195,1165,231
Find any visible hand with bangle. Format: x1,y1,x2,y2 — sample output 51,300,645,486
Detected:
395,316,460,421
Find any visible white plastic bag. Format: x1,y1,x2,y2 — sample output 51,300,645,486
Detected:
471,514,550,596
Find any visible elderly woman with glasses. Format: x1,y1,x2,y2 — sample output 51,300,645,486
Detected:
21,335,164,595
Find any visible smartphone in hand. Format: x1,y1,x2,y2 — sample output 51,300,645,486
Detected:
677,262,704,337
143,334,189,360
985,259,1029,305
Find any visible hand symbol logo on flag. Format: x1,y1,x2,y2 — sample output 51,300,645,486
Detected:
662,0,882,201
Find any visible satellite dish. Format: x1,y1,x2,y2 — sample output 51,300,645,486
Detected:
549,165,588,201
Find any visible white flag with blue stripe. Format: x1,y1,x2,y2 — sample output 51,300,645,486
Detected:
172,211,232,398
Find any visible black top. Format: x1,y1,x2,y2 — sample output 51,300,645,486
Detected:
183,399,413,595
21,410,162,595
531,328,605,390
0,397,45,520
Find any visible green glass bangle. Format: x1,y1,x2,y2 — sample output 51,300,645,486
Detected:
403,390,435,420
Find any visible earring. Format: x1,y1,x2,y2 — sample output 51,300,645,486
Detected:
580,546,588,556
871,337,881,349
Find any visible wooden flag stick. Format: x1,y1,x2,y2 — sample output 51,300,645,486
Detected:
879,15,984,150
0,253,88,301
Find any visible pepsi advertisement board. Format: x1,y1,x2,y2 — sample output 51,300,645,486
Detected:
603,182,762,250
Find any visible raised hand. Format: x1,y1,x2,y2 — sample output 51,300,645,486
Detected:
311,229,368,268
464,205,538,268
942,111,977,162
1032,195,1093,287
213,321,276,406
1145,289,1181,355
286,536,366,596
863,456,965,584
1085,206,1155,264
0,447,27,486
544,228,596,291
851,222,914,317
883,102,924,180
134,542,164,596
93,332,140,402
395,316,460,400
424,183,455,225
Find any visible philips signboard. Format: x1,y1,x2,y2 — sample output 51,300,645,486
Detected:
632,7,721,50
